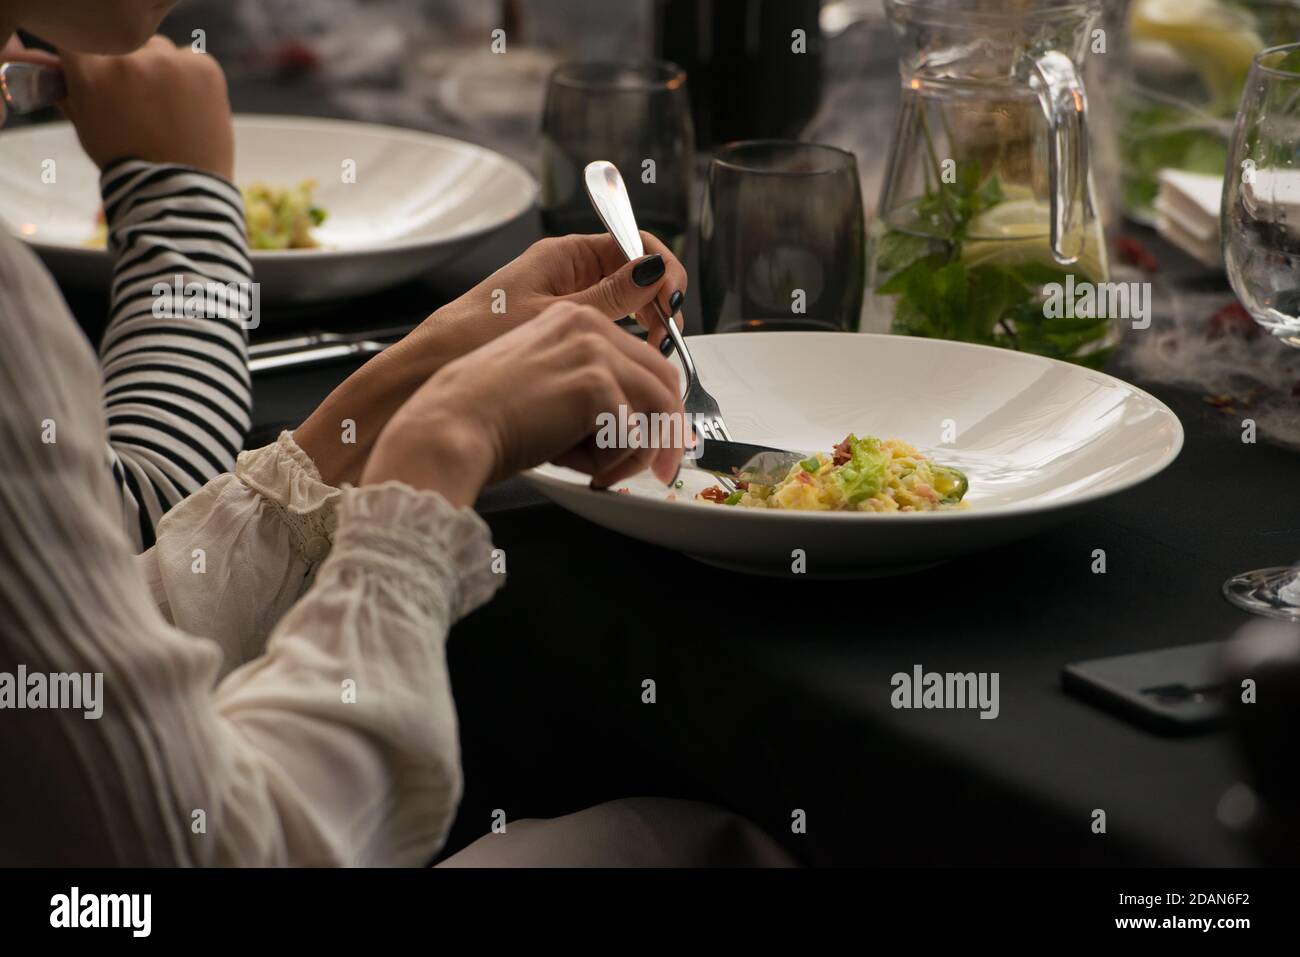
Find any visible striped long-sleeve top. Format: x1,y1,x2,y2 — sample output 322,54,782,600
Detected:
98,158,253,550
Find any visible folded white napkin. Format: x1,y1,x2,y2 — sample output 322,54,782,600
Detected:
1155,168,1300,269
1154,169,1223,268
1241,168,1300,219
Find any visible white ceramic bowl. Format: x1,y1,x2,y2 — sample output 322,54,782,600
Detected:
525,333,1184,578
0,115,537,303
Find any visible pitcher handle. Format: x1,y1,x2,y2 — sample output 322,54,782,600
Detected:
1030,50,1089,265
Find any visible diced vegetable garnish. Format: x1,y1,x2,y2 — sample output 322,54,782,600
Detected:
931,465,969,505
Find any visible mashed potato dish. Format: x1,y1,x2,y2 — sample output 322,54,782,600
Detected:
697,434,969,512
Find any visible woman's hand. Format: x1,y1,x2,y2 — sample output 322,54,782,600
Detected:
296,233,689,488
430,232,688,352
48,36,234,178
361,302,687,507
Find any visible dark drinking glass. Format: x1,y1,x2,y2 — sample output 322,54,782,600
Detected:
540,61,694,255
700,140,865,333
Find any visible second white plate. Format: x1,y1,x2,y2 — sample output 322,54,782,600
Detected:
0,115,538,304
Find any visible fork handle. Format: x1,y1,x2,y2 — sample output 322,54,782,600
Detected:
648,296,695,388
582,160,697,394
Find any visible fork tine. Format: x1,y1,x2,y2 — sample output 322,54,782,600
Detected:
712,417,733,442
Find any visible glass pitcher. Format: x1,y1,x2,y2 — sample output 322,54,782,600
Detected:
863,0,1115,367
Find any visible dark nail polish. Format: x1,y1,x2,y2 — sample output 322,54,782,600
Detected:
660,336,675,357
668,290,684,315
632,254,665,287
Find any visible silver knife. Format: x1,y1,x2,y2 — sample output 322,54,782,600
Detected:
690,438,806,486
248,324,415,358
0,63,65,122
249,340,392,374
248,324,416,374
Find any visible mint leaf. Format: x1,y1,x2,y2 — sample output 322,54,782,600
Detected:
877,252,948,296
875,230,933,275
973,172,1004,213
926,260,968,339
963,265,1033,342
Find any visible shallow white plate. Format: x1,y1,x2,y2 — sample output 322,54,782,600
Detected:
524,333,1184,578
0,115,537,304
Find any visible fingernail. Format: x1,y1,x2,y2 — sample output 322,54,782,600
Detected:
668,290,684,315
660,336,675,357
632,254,665,287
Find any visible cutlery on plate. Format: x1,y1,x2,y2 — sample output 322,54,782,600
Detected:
0,63,65,121
690,440,806,487
583,160,734,443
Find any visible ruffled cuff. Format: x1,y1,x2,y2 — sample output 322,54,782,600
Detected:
328,482,503,623
236,431,342,564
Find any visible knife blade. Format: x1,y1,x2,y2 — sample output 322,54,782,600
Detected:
689,438,805,486
249,340,390,374
248,324,416,359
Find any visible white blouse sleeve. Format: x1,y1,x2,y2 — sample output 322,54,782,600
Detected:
0,227,503,865
205,481,503,864
138,430,344,677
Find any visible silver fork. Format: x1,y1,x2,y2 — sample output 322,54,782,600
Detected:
584,161,734,444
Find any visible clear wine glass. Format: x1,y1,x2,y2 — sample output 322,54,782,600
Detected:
1222,41,1300,619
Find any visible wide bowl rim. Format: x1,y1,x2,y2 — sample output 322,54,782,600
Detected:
525,331,1184,524
0,114,540,261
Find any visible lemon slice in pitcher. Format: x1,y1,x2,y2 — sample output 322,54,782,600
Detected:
960,199,1105,280
1128,0,1262,106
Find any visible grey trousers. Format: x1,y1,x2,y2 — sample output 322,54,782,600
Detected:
437,797,799,867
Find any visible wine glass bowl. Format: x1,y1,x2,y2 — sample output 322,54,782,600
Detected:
1224,43,1300,347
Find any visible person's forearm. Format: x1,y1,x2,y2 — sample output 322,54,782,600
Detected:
294,303,508,487
98,159,253,550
